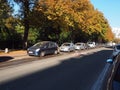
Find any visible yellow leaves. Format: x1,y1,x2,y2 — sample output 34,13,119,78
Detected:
34,0,114,42
47,15,52,20
5,17,16,29
104,28,114,41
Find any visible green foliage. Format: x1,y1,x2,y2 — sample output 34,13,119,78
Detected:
28,28,39,46
0,0,24,49
59,30,71,44
0,0,16,48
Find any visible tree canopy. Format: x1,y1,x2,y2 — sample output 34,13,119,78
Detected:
0,0,114,49
30,0,114,43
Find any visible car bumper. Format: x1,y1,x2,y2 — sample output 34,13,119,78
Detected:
27,51,39,56
60,48,70,52
75,46,80,50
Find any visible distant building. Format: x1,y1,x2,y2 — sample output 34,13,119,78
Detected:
112,27,120,38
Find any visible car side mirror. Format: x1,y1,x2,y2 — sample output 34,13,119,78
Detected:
106,58,113,64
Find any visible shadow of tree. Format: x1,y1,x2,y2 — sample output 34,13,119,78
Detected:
0,56,14,62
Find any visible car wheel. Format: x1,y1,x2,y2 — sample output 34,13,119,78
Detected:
40,51,45,57
68,49,71,52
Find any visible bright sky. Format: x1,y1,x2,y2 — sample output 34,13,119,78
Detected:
90,0,120,28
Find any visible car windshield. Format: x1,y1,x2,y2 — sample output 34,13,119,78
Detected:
33,42,45,47
62,43,70,46
88,42,93,44
76,43,82,45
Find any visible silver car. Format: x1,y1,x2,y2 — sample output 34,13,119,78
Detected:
75,42,87,50
87,42,96,48
60,42,75,52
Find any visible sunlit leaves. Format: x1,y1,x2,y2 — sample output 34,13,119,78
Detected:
31,0,114,42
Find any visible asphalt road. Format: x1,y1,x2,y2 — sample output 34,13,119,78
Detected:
0,47,113,90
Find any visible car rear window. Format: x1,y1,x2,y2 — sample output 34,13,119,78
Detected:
76,44,81,45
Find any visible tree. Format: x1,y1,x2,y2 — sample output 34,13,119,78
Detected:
13,0,37,49
26,0,114,43
0,0,13,30
0,0,23,49
0,0,13,40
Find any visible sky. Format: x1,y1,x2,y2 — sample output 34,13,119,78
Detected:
90,0,120,28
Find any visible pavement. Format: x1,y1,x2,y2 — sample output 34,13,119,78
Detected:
0,50,29,61
0,47,109,62
0,49,83,62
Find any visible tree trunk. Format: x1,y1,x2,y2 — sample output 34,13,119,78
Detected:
23,0,29,49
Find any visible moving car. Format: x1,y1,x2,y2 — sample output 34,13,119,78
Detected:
59,42,75,52
27,41,59,56
74,42,87,50
112,44,120,58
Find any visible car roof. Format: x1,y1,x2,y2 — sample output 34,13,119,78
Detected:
75,42,84,44
38,41,54,44
62,42,73,44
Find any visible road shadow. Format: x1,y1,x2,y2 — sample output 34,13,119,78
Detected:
105,46,114,49
0,56,13,62
0,49,113,90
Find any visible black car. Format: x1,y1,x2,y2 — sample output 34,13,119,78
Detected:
92,54,120,90
107,54,120,90
27,41,59,56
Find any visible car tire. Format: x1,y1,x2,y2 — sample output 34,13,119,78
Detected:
40,51,45,57
68,49,70,52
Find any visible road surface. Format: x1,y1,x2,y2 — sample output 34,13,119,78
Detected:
0,47,113,90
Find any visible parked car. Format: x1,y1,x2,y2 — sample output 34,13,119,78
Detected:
27,41,59,56
87,42,96,48
59,42,75,52
74,42,87,50
106,42,116,47
112,44,120,58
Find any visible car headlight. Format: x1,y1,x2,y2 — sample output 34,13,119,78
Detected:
36,48,40,52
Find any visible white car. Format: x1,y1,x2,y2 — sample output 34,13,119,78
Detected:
75,42,87,50
60,42,75,52
87,42,96,48
112,44,120,57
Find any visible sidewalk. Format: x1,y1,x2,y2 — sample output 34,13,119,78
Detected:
0,47,108,61
0,50,29,61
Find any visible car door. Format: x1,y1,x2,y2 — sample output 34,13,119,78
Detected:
49,42,57,54
45,42,54,54
43,42,50,55
40,43,47,55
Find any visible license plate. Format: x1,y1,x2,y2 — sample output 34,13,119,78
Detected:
29,51,33,54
